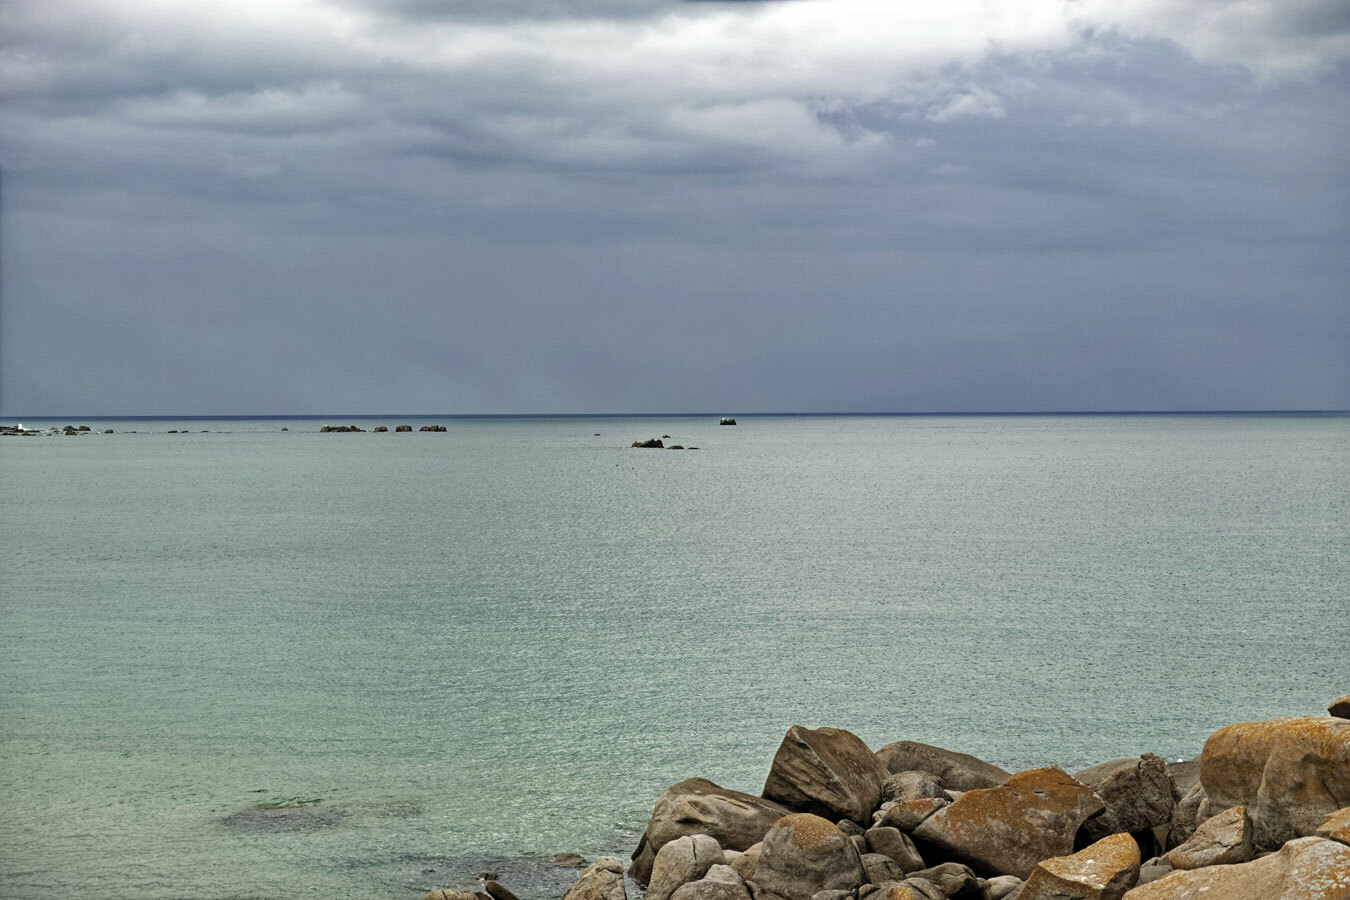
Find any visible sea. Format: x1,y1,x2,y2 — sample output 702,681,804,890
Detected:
1,414,1346,900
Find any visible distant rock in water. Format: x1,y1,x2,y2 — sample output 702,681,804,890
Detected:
397,425,413,432
719,418,736,425
632,438,665,448
321,425,366,432
420,425,447,432
220,799,346,831
373,426,389,432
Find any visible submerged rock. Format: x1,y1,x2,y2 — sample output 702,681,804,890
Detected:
219,800,346,831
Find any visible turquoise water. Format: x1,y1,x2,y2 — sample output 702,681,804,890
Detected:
2,415,1346,900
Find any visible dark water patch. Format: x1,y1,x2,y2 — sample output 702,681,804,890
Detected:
220,802,349,831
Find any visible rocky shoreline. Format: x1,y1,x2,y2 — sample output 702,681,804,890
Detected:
427,698,1350,900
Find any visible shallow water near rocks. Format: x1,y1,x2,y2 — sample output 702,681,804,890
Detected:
2,414,1346,900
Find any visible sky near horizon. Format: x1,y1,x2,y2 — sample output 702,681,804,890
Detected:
1,0,1347,415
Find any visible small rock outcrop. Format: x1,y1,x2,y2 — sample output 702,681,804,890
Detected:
1075,754,1177,845
1164,805,1254,869
762,726,889,826
632,438,665,448
1121,836,1350,900
748,814,866,900
910,767,1105,878
373,426,389,432
874,742,1009,792
561,857,626,900
396,425,413,432
649,835,725,900
632,779,790,885
1199,716,1350,850
720,418,737,425
420,425,447,432
1018,833,1140,900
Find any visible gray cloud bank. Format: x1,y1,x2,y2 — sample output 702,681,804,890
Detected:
1,0,1347,414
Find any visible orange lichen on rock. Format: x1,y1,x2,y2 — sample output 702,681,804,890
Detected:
1316,807,1350,847
1020,832,1140,900
777,813,843,851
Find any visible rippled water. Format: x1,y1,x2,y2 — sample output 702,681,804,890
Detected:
2,414,1346,900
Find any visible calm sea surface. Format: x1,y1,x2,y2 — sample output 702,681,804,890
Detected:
2,415,1346,899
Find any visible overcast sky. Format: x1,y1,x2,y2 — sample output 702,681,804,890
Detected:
2,0,1347,415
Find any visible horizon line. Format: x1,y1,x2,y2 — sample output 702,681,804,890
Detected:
5,409,1348,421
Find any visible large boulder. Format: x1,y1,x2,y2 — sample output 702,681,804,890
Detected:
1199,716,1350,850
562,857,627,900
748,813,867,900
875,742,1009,792
632,779,791,884
649,835,725,900
1121,836,1350,900
762,726,889,826
1316,807,1350,846
911,767,1105,879
1164,805,1253,870
1075,754,1177,844
1018,833,1140,900
671,866,753,900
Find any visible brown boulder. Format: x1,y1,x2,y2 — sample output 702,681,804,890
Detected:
1316,807,1350,846
876,798,947,833
749,813,866,900
762,726,888,826
1121,836,1350,900
632,779,790,885
1075,754,1177,844
562,857,627,900
1329,696,1350,719
1199,716,1350,850
874,742,1009,792
911,767,1105,879
1019,833,1140,900
1165,805,1253,870
865,826,925,873
881,772,946,804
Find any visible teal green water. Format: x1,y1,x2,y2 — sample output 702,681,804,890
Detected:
2,415,1347,899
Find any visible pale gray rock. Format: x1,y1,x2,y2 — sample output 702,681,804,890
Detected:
763,726,889,826
562,857,626,900
731,844,762,882
875,742,1010,792
982,876,1022,900
881,773,946,804
903,863,980,898
1075,754,1178,844
632,779,790,885
1165,805,1254,870
650,836,726,900
749,813,867,900
864,827,924,874
725,851,743,866
671,865,752,900
1136,859,1173,885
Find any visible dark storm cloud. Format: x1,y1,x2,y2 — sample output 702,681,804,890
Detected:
1,0,1347,414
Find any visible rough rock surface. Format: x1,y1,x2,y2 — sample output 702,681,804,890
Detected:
632,779,791,884
1165,761,1200,797
881,773,946,804
1166,782,1208,850
1316,807,1350,846
875,743,1009,792
1121,836,1350,900
983,876,1022,900
1164,805,1253,869
422,892,485,900
1018,833,1140,900
671,865,753,900
1199,716,1350,850
731,844,763,882
861,853,906,885
865,826,925,873
649,835,726,900
749,813,867,900
876,799,947,833
763,726,889,826
1329,696,1350,719
562,857,626,900
902,862,980,898
1074,754,1177,843
911,767,1105,879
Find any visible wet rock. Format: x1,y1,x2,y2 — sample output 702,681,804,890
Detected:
864,827,924,874
749,813,867,900
396,425,413,432
632,779,790,885
1121,836,1350,900
911,767,1105,879
632,438,665,448
876,799,947,833
1165,805,1253,870
103,429,114,433
881,773,946,804
1315,807,1350,846
720,418,737,425
484,881,522,900
562,857,626,900
1075,754,1177,844
762,726,889,825
1330,696,1350,719
874,743,1009,792
374,426,389,432
672,866,753,900
420,425,447,432
1199,716,1350,850
649,835,725,900
1018,833,1140,900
